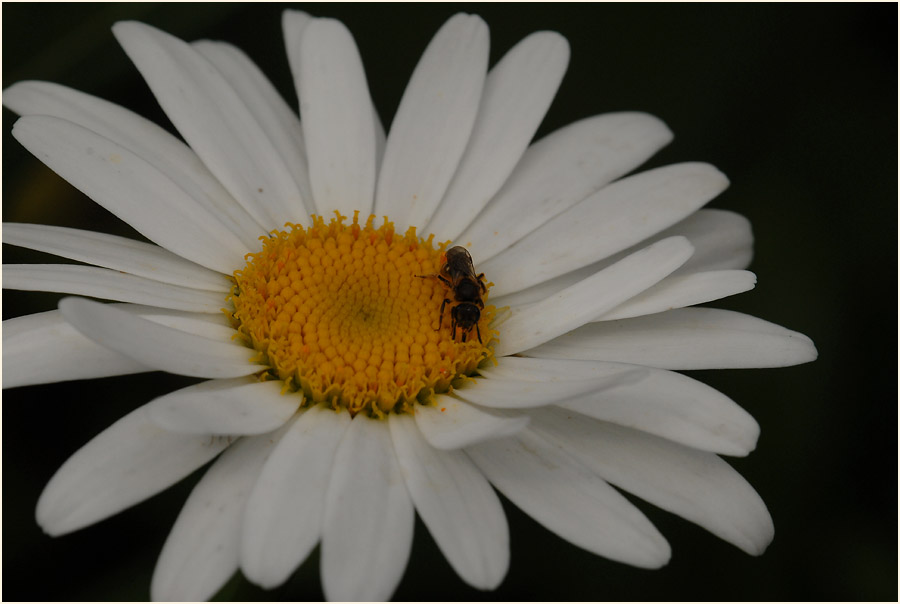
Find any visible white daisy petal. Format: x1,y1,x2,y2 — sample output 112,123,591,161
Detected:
241,404,350,589
11,116,248,273
426,31,569,241
58,297,260,378
374,13,489,231
321,414,414,601
555,364,759,456
372,107,387,175
481,162,728,295
527,307,818,369
466,429,670,568
2,81,265,248
113,21,306,230
488,271,578,309
484,355,669,382
478,355,619,381
282,9,313,76
192,40,314,212
491,209,754,309
3,304,235,389
124,306,236,343
459,112,673,261
495,236,694,355
415,395,530,450
132,305,237,340
390,414,508,590
2,310,150,388
529,407,774,555
666,208,754,274
456,365,646,409
3,223,232,292
3,264,228,313
482,356,757,454
36,401,230,536
298,18,376,217
283,8,391,169
596,270,757,321
151,422,294,602
147,378,301,436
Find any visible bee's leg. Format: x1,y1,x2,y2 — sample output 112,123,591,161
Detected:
461,330,467,343
450,313,458,341
438,298,450,330
476,273,487,292
416,273,451,286
475,323,482,343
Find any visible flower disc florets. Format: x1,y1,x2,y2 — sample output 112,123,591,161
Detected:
229,212,496,416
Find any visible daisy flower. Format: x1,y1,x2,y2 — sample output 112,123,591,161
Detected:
3,10,817,602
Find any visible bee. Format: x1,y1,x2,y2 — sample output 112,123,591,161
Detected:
419,246,487,343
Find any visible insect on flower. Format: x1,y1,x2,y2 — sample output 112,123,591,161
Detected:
420,246,488,343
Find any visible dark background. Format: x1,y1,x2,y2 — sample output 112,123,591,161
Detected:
2,3,896,601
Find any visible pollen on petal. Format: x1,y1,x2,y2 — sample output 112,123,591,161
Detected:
229,212,496,416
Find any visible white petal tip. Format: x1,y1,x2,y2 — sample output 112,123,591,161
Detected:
781,331,818,366
801,337,819,362
742,524,775,556
528,29,571,57
149,580,187,604
706,163,731,188
3,81,31,111
283,8,311,20
36,519,66,538
35,501,75,538
715,413,762,458
622,537,671,569
729,432,761,458
644,540,673,569
678,162,731,195
240,567,283,591
111,20,144,39
646,113,674,144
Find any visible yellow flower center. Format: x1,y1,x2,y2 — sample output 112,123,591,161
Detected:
229,212,496,417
